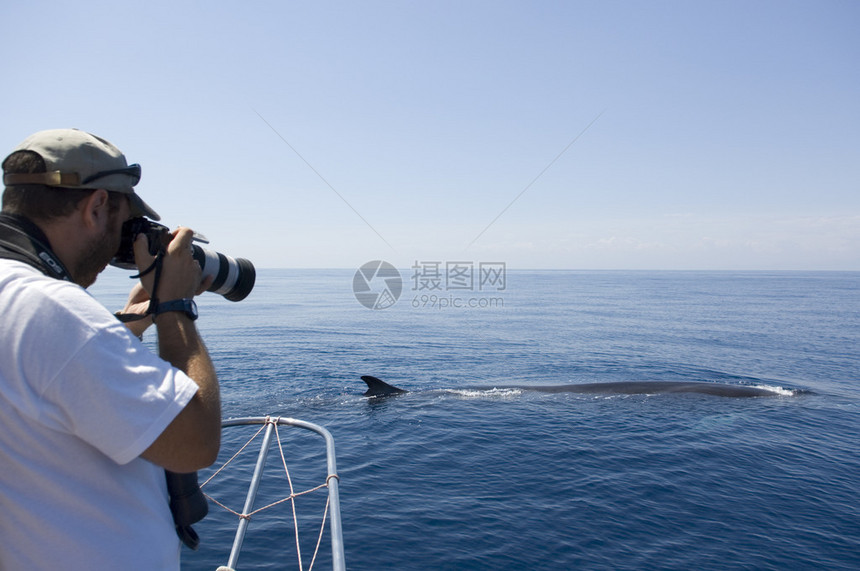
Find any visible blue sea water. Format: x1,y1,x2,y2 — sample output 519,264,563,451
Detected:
91,270,860,570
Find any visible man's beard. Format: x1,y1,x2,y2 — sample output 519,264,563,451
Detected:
76,217,123,288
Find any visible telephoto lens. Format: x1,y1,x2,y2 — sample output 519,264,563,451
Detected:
191,246,255,302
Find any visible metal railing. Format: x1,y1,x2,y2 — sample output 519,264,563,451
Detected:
212,416,345,571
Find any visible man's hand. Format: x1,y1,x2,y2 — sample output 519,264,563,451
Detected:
133,227,208,302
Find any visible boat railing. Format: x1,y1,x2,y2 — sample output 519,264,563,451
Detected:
201,416,345,571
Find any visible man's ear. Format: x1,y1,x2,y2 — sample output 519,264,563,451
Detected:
79,189,111,230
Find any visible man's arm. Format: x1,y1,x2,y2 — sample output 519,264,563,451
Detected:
134,228,221,473
141,312,220,472
118,282,154,339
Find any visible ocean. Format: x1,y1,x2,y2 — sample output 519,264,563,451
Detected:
90,269,860,570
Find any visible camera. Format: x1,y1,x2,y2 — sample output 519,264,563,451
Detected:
111,217,256,302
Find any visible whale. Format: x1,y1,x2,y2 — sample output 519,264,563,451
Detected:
360,375,796,399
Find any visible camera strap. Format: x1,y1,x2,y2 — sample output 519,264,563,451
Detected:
114,253,164,323
0,214,73,282
0,214,207,550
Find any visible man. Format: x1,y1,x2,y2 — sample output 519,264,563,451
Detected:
0,128,221,569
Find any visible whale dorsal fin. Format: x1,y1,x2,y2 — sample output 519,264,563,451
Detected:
361,375,408,397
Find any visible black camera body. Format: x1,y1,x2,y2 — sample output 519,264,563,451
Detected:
112,217,172,263
111,217,255,302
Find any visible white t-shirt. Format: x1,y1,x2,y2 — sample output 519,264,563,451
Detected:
0,260,200,570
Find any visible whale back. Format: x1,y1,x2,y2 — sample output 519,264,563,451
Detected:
362,376,795,398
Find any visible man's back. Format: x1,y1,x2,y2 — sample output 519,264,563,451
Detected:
0,260,195,569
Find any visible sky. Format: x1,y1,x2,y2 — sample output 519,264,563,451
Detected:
1,0,858,270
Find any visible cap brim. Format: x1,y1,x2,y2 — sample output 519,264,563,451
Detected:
129,192,160,221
